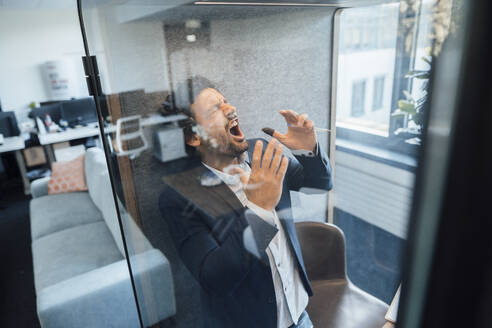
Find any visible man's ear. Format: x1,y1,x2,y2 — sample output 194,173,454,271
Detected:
186,134,200,147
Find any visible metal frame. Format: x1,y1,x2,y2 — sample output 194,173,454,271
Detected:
327,8,343,224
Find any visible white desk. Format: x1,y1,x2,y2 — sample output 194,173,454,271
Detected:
141,113,187,127
103,113,187,133
37,113,187,162
0,136,30,195
38,123,101,163
38,123,100,146
38,114,187,145
0,136,25,152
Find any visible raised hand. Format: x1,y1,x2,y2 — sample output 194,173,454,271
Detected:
233,139,288,211
262,109,317,152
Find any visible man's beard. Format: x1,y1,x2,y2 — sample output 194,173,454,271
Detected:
212,132,248,157
197,121,248,158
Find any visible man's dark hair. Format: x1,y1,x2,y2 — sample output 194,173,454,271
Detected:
174,76,219,154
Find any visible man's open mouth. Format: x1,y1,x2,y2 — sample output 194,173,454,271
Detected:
228,118,245,141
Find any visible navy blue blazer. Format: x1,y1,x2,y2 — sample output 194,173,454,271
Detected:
159,139,332,328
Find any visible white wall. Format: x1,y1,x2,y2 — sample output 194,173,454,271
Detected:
83,7,170,95
0,9,88,123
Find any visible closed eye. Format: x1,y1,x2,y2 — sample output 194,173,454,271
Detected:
205,104,220,118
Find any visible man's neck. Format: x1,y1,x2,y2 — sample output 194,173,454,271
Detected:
201,152,240,172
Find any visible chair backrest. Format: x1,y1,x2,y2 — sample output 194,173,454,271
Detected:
295,221,347,281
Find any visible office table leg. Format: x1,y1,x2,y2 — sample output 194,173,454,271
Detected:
14,150,30,195
44,144,56,165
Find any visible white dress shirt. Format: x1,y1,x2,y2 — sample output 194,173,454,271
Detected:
203,158,309,328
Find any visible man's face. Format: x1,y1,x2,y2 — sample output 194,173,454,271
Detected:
191,88,249,157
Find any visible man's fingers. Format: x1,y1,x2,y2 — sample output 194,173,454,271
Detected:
280,109,299,124
270,143,283,171
277,156,289,178
298,113,308,127
284,109,300,117
262,138,278,168
251,140,263,170
262,127,275,137
274,130,288,141
262,127,287,142
229,167,249,186
305,119,314,130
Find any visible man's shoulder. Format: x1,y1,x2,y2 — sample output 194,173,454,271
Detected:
246,137,269,157
247,138,267,147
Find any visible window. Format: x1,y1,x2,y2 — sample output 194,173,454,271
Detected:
372,76,385,111
335,2,432,155
336,4,399,137
351,80,366,117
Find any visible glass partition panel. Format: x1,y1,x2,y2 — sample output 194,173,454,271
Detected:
80,2,336,327
78,0,465,327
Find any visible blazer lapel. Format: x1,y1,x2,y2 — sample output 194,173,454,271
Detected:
162,163,244,220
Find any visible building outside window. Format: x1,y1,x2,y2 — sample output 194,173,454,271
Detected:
372,75,385,111
350,80,366,117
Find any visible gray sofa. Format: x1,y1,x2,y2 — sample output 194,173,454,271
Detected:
30,147,176,328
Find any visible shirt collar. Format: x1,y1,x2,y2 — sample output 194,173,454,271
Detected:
202,152,250,186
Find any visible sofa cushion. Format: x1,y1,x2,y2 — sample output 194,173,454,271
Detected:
30,192,103,240
36,249,175,328
48,154,88,195
32,221,124,291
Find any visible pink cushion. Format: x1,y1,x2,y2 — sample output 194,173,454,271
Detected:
48,154,88,194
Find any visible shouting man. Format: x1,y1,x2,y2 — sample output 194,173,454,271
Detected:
159,79,332,328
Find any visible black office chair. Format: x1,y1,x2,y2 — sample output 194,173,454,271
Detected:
295,221,389,328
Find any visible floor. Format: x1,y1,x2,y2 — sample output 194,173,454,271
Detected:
0,179,41,328
334,208,403,304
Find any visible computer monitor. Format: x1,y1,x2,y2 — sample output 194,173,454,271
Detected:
0,112,20,137
61,98,98,126
40,100,64,106
30,103,63,123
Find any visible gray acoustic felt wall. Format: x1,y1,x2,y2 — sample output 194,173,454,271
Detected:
166,8,335,147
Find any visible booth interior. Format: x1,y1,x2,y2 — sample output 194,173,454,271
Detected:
0,0,433,327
